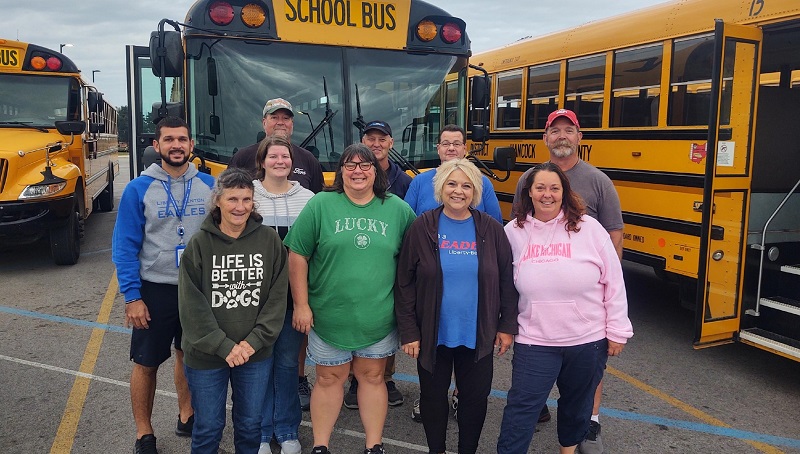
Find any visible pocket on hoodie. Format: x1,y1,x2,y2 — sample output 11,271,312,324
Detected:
525,300,591,342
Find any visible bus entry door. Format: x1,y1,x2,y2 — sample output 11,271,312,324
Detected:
694,21,762,347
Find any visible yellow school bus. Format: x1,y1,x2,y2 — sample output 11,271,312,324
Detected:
467,0,800,360
0,39,119,265
125,0,472,181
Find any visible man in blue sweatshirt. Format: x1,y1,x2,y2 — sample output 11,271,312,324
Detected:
112,116,215,454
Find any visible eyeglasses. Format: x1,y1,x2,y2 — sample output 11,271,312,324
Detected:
342,161,374,171
438,141,464,148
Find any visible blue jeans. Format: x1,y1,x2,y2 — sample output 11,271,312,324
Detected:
262,311,303,443
185,357,272,454
497,340,607,452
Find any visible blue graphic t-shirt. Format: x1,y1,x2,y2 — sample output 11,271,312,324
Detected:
437,212,479,348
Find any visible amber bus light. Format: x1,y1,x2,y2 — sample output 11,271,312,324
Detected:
30,56,47,70
416,20,437,41
242,3,266,28
209,1,234,25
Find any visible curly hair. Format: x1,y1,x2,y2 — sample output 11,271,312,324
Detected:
513,162,585,233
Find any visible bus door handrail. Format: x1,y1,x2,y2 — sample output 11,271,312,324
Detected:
748,175,800,316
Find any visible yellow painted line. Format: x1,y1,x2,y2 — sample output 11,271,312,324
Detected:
607,365,784,454
50,272,118,454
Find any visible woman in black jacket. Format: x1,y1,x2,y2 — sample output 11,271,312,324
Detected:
395,158,518,454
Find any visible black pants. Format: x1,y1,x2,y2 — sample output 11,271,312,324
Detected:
417,345,493,454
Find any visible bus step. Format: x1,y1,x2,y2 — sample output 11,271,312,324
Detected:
739,328,800,361
759,296,800,316
781,264,800,276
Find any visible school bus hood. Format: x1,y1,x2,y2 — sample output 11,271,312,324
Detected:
0,128,70,156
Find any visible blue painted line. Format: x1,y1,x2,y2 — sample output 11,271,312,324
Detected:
0,305,131,334
4,304,800,449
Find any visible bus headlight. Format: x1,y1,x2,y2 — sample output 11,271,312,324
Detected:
19,182,67,199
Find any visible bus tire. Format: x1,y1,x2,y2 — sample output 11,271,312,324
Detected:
50,198,81,265
97,167,115,212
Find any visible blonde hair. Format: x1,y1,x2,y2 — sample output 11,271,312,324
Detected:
433,158,483,208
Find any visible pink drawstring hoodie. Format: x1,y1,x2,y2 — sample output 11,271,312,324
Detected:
504,211,633,347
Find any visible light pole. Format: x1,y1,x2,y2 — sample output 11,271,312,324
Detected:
92,70,101,83
59,43,73,53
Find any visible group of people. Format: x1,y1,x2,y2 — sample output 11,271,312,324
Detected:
112,102,633,454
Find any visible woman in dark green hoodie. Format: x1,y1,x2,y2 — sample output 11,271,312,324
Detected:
178,168,288,454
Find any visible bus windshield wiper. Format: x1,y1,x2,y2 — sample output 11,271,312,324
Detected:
0,121,49,133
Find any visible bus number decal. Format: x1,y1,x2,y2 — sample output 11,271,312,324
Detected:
0,48,20,67
285,0,396,30
511,143,536,159
749,0,764,17
578,144,592,162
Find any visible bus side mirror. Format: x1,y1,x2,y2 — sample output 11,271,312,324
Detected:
55,121,86,135
493,146,516,172
88,92,103,112
149,30,184,78
471,76,490,109
471,124,487,143
151,102,185,123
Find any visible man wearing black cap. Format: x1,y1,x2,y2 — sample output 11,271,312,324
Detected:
230,97,324,193
361,120,412,199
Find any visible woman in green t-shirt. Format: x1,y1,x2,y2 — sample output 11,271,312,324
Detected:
283,144,416,454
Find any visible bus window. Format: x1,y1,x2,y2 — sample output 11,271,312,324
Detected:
668,34,713,126
495,69,523,129
565,54,605,128
525,62,560,130
444,79,461,126
611,44,662,127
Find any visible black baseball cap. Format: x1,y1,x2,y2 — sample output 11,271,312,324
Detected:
364,120,392,137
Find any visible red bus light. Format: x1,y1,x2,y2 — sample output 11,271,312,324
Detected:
46,57,63,71
441,22,462,44
209,1,235,26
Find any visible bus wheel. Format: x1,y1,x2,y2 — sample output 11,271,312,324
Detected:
50,198,81,265
97,167,115,212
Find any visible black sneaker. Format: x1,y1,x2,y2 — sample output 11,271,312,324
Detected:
175,414,194,437
298,375,312,411
310,446,331,454
134,434,157,454
538,405,551,423
343,379,359,409
364,443,385,454
386,380,404,406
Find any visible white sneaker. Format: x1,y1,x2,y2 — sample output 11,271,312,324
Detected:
258,442,271,454
280,439,303,454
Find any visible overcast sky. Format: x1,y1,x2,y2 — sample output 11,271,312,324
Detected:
3,0,667,107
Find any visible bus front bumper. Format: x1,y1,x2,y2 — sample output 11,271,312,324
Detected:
0,195,75,241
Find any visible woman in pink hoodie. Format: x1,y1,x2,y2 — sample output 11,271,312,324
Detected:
497,163,633,454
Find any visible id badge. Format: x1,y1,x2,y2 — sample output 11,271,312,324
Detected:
175,245,186,267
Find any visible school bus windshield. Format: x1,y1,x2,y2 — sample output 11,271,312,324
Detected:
0,74,81,127
185,38,467,171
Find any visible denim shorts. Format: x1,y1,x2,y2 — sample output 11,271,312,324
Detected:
306,329,398,366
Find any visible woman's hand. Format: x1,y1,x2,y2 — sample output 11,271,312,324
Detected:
292,305,314,335
225,344,250,367
608,340,624,356
495,332,513,356
402,341,421,359
238,340,255,358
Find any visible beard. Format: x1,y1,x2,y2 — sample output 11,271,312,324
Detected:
160,151,191,168
549,141,576,158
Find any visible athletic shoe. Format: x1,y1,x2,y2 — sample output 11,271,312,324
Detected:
364,443,385,454
344,379,359,409
175,414,194,437
538,405,552,423
133,434,157,454
386,380,404,406
450,390,458,419
258,442,271,454
280,439,302,454
298,375,312,411
578,420,604,454
411,398,422,422
310,446,331,454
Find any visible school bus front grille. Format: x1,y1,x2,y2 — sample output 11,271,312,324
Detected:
0,159,7,193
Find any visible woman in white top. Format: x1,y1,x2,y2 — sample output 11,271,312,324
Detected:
253,135,314,454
